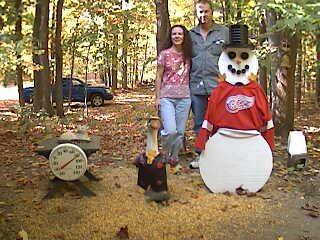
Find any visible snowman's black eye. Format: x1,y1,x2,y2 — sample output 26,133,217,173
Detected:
240,52,249,60
227,51,236,60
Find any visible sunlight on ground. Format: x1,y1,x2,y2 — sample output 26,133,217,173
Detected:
12,167,278,240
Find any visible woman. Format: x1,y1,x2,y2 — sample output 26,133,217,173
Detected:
155,25,192,169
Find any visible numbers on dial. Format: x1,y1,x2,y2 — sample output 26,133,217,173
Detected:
49,144,87,181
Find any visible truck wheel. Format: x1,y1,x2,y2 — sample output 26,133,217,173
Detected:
91,94,104,107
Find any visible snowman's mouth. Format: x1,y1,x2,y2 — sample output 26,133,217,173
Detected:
227,64,250,75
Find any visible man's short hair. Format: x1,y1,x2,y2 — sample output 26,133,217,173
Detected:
196,0,213,11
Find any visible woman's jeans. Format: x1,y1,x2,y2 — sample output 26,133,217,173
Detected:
160,97,191,162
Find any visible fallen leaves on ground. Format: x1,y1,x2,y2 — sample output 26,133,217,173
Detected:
0,89,320,239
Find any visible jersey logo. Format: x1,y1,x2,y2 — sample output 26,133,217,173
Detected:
225,95,255,113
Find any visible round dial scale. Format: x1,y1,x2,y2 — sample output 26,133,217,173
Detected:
49,143,88,181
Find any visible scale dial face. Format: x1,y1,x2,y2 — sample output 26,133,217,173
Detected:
49,143,88,181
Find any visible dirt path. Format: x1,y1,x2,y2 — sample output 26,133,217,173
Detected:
0,89,319,240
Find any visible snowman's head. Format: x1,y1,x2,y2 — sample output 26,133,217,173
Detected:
218,47,258,86
218,24,258,86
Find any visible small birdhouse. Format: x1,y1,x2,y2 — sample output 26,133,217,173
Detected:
287,131,308,169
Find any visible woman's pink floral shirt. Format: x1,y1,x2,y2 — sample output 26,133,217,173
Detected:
157,48,190,99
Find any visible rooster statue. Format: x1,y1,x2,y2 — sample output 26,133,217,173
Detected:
134,117,168,193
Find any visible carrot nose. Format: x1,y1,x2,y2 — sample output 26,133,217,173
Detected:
236,60,241,65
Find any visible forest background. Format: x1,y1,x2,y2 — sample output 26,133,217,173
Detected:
0,1,320,239
0,0,319,142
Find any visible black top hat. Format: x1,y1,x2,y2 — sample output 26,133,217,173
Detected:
225,24,254,49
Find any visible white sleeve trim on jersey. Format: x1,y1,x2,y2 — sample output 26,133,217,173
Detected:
266,119,274,129
202,120,213,131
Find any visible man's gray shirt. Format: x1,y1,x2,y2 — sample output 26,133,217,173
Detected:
189,24,229,96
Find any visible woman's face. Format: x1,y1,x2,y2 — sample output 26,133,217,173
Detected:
171,27,184,46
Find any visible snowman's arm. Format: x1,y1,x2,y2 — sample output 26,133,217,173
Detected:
256,86,275,150
261,120,275,150
195,121,212,151
194,90,218,151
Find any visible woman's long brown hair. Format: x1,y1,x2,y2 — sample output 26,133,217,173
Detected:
166,25,192,64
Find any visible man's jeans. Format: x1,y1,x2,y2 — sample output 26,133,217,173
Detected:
191,94,209,135
160,97,191,161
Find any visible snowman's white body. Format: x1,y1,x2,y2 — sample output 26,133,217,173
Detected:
199,45,273,193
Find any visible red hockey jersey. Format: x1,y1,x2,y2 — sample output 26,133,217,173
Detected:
195,81,275,151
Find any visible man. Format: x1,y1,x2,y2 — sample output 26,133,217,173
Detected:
189,0,229,169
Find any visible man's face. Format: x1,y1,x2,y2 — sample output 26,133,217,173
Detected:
196,3,213,24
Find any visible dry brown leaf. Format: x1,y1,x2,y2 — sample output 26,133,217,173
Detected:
17,230,28,240
308,212,319,218
116,226,129,239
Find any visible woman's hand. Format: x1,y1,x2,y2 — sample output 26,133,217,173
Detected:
155,98,160,112
154,64,164,112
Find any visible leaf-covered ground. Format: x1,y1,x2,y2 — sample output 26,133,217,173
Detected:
0,88,319,240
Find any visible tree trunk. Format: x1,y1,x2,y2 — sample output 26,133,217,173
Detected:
140,42,148,84
316,33,320,106
287,32,299,131
236,0,242,22
103,42,112,88
38,0,53,115
301,43,307,96
84,44,90,118
15,0,24,107
108,66,112,87
154,0,170,55
102,42,110,87
55,0,64,117
69,23,79,107
225,0,231,23
272,29,298,144
32,1,42,111
295,37,302,112
111,34,118,91
258,16,267,93
128,56,132,87
219,1,225,23
134,57,139,87
50,0,56,85
133,35,139,88
0,14,3,30
68,32,78,108
266,10,281,133
122,12,128,89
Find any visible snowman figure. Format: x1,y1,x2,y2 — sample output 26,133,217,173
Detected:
195,24,275,193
